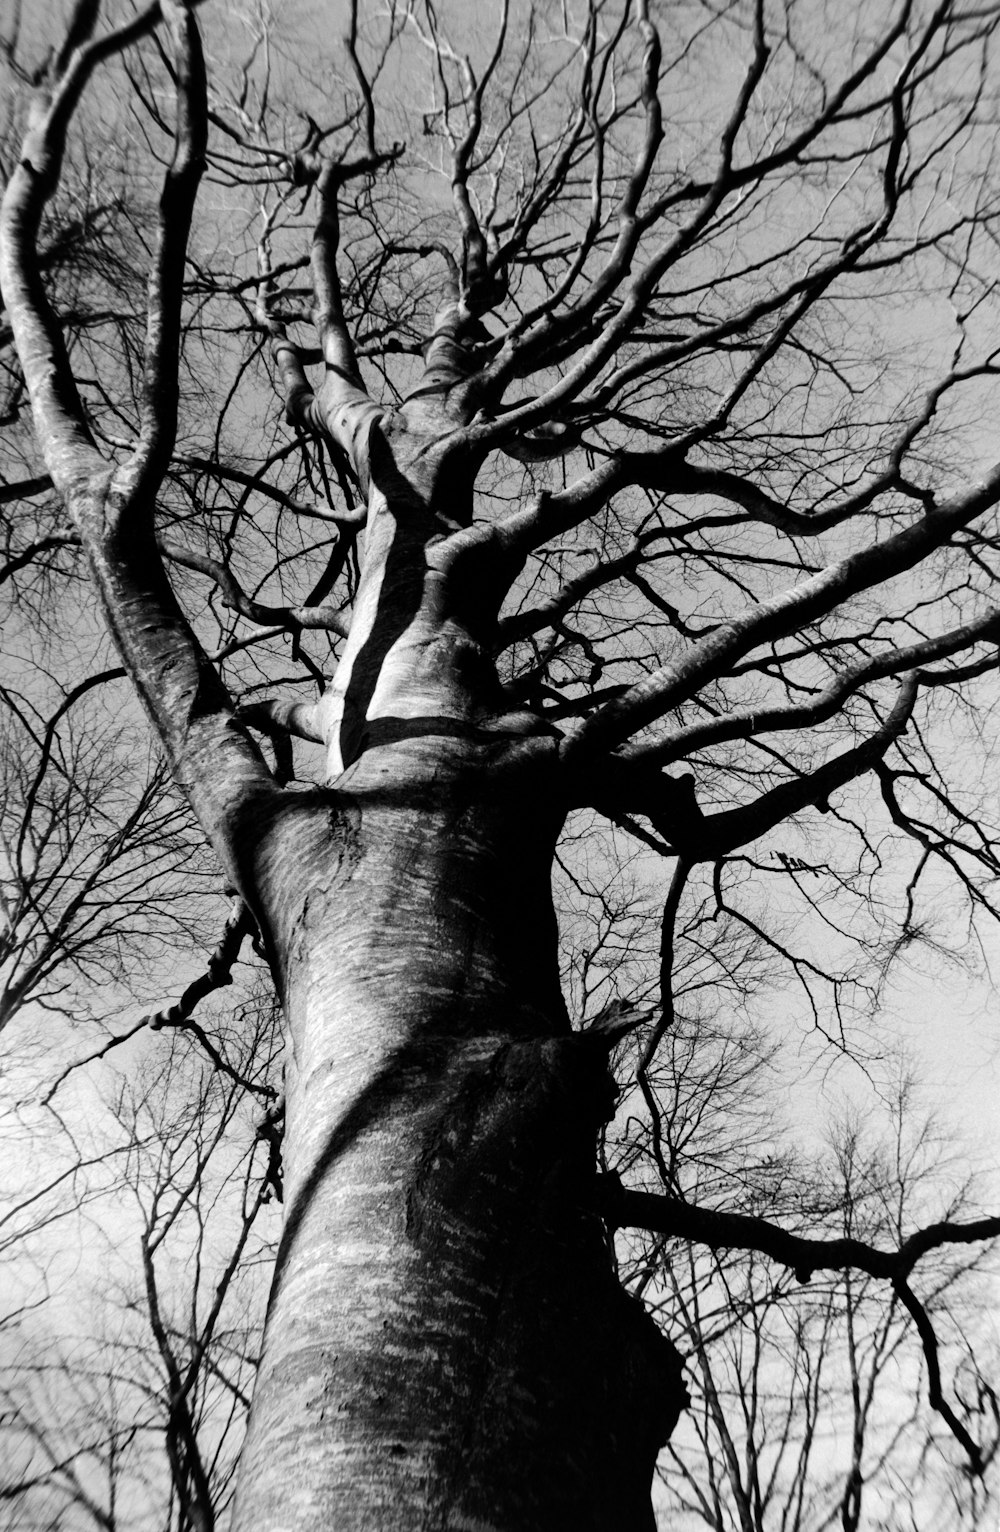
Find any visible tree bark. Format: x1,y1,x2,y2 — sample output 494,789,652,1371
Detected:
231,734,685,1531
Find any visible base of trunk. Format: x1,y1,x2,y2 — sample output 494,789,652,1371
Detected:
234,1033,686,1532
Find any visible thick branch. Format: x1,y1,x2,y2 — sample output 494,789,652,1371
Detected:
1,3,277,894
559,467,1000,766
602,1174,1000,1288
124,0,207,503
602,1173,999,1470
624,611,1000,767
689,676,918,858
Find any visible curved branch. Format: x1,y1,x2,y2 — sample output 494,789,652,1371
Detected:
692,675,918,859
558,466,1000,767
601,1178,1000,1291
893,1276,984,1471
122,0,207,501
601,1173,1000,1468
175,454,366,525
159,536,351,637
625,610,1000,767
0,3,278,896
0,531,79,586
636,856,691,1189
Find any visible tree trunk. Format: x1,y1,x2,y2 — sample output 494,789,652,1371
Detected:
231,734,685,1531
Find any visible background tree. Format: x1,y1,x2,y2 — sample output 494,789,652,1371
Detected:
0,675,216,1034
4,1,1000,1528
0,1000,281,1532
646,1086,999,1531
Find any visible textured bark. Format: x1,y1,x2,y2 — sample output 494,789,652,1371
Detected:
4,74,687,1507
231,736,685,1531
220,395,688,1526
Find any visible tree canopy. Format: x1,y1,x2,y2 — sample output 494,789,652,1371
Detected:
2,0,1000,1527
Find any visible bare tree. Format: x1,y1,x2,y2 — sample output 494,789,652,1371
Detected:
0,671,219,1034
648,1086,999,1531
5,0,1000,1526
1,1002,281,1532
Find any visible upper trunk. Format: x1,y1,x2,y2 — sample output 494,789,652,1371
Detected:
230,735,685,1531
316,411,501,778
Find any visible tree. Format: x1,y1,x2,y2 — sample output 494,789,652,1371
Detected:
0,674,215,1034
0,994,282,1532
4,0,1000,1526
647,1085,999,1531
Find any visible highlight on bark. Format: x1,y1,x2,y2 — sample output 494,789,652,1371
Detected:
3,0,1000,1526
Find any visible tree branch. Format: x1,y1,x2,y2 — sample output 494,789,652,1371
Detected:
558,467,1000,767
122,0,207,503
601,1172,1000,1468
623,610,1000,767
159,535,350,637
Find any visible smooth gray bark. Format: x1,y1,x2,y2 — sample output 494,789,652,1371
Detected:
231,737,685,1531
